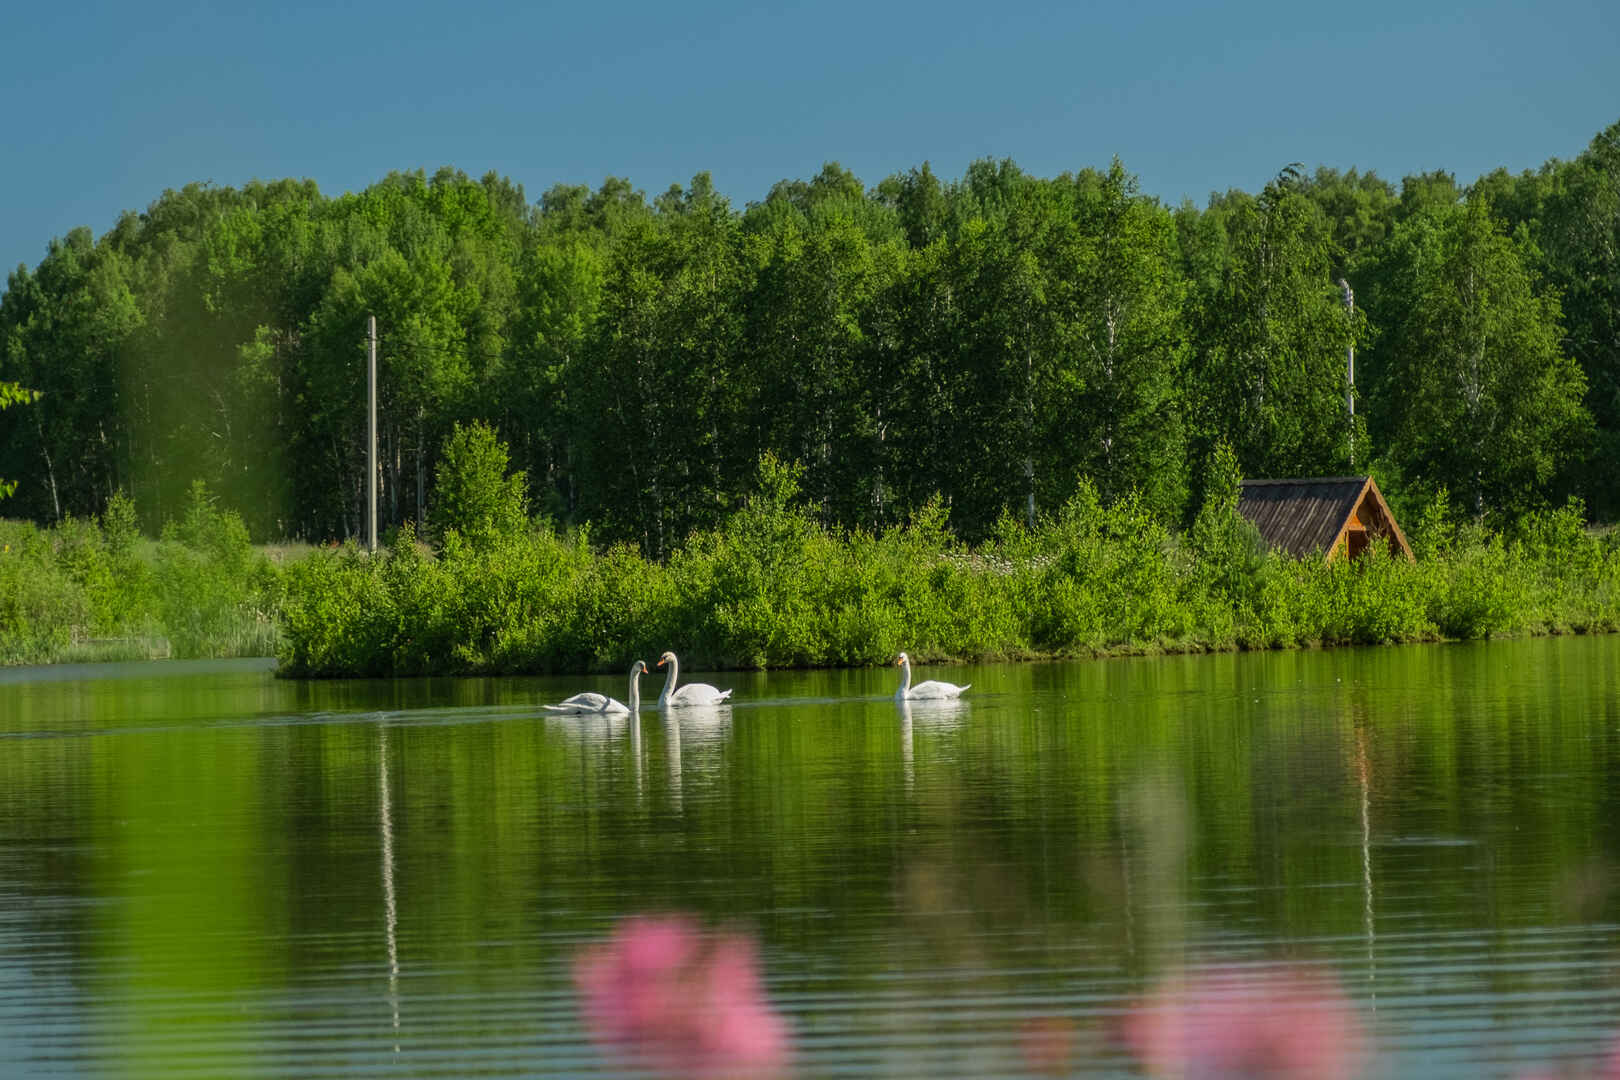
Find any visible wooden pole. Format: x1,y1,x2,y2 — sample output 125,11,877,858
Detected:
367,315,378,552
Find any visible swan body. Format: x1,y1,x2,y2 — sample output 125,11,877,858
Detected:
894,651,970,701
657,651,733,708
544,660,648,715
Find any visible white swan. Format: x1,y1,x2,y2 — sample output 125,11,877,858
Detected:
543,659,648,715
895,651,970,700
656,651,733,708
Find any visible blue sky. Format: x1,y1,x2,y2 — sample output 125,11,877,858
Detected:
4,0,1617,274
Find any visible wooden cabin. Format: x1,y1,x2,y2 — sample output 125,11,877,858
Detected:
1237,476,1414,563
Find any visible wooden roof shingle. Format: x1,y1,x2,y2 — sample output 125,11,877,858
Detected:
1237,476,1413,562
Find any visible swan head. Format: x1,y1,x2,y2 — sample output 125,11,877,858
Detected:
631,659,649,675
895,652,910,666
657,651,676,668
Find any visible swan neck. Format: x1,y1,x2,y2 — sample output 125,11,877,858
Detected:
899,657,912,693
629,668,641,711
659,658,678,704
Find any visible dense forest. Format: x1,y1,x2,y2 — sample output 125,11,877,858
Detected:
2,120,1617,550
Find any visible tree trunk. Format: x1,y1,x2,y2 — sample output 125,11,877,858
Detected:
36,413,61,522
415,412,426,532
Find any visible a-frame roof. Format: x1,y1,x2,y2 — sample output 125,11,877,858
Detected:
1237,476,1413,562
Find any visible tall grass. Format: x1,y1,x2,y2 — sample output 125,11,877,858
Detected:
275,466,1620,678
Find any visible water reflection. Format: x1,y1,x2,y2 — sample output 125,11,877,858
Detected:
629,708,643,799
896,696,969,726
377,722,400,1052
1,640,1619,1078
899,701,914,794
897,697,969,795
662,712,682,812
1356,724,1377,1015
672,702,732,735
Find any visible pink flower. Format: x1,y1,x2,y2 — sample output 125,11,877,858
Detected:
1122,964,1366,1080
575,915,791,1078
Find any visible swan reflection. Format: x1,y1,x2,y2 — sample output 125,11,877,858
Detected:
899,703,914,794
896,697,968,794
541,709,634,742
662,712,683,812
896,695,970,727
630,710,644,798
673,701,734,735
662,704,733,812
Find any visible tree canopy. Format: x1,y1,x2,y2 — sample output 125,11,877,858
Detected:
3,122,1615,545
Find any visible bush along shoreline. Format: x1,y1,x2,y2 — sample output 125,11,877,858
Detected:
5,461,1617,676
0,483,283,666
273,458,1620,679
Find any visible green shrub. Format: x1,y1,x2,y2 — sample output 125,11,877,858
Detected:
431,421,529,550
0,483,285,663
151,481,279,658
262,456,1620,677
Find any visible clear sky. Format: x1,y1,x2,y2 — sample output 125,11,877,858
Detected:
4,0,1617,274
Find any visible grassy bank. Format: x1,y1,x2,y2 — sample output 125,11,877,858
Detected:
0,484,283,665
276,469,1620,678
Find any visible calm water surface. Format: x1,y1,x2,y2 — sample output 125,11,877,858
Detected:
3,638,1620,1077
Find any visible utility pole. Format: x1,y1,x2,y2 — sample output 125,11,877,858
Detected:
1339,278,1355,469
367,315,378,552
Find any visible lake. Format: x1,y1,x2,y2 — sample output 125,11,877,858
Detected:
3,637,1619,1078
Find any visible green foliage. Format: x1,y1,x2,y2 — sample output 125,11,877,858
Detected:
0,519,87,660
1537,121,1620,517
102,488,140,558
164,480,253,566
1065,159,1189,521
0,379,37,502
0,381,36,410
1358,194,1591,522
0,125,1612,554
0,484,281,663
431,420,529,548
1186,166,1359,480
1187,442,1268,617
153,481,275,657
4,132,1617,675
273,453,1620,678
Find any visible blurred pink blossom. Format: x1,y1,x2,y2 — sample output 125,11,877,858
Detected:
575,914,791,1079
1121,964,1366,1080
